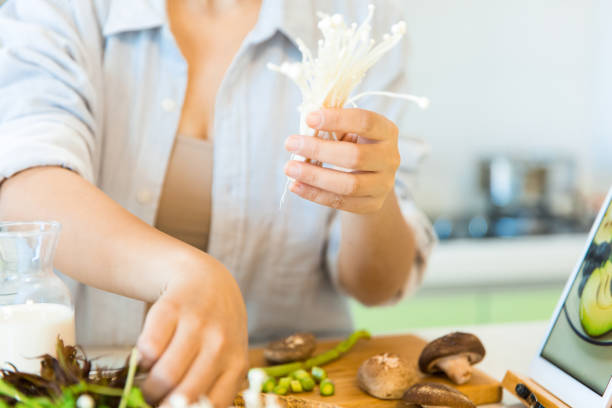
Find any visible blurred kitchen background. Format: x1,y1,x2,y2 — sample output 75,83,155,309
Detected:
351,0,612,333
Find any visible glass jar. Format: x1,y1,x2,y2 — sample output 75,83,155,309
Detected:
0,221,75,373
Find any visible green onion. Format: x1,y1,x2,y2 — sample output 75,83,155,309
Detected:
278,377,292,389
310,366,327,383
273,385,289,396
262,378,277,393
290,380,303,393
291,370,310,381
0,379,44,408
118,348,140,408
299,377,315,392
319,379,335,397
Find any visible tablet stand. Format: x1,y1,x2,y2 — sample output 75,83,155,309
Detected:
502,371,570,408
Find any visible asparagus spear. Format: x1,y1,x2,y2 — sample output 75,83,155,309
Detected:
255,330,370,378
257,362,303,379
304,330,370,369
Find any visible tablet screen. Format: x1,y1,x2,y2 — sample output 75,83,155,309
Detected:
541,201,612,395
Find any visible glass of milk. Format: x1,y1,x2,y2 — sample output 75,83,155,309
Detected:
0,221,75,373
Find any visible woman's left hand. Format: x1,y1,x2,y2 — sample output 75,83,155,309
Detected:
284,108,400,214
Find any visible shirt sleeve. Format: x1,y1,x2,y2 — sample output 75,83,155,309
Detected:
325,137,438,304
0,1,101,185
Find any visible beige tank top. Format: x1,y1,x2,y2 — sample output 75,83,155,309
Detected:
155,136,213,251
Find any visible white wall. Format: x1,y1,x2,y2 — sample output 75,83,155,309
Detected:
592,0,612,189
392,0,610,216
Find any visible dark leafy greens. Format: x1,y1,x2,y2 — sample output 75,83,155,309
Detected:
0,339,149,408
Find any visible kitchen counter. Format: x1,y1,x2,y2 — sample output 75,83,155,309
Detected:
415,321,549,407
423,234,587,289
88,320,551,407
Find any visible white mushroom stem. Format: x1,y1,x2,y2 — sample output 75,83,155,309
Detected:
435,355,473,385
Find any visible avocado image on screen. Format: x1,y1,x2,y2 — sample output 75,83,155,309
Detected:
594,212,612,245
580,260,612,337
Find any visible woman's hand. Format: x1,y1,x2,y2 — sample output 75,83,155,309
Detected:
137,254,249,408
284,108,401,214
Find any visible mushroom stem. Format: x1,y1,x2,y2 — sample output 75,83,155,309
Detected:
435,355,473,385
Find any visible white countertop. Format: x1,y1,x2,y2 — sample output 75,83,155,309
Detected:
89,321,550,407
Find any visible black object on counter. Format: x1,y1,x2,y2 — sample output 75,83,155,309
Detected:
516,383,546,408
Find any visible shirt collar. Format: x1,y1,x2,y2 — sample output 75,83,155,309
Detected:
102,0,165,37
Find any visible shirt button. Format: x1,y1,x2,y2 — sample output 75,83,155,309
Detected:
136,189,153,205
161,98,177,112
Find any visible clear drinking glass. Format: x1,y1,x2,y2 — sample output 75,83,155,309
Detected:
0,221,76,373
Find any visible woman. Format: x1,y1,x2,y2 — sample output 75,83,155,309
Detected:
0,0,435,406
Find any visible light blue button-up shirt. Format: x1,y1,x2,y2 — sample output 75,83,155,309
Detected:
0,0,435,346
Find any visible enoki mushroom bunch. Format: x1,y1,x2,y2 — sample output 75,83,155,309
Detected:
268,4,429,203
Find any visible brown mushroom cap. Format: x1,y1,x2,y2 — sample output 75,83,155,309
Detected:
357,353,422,400
418,332,485,374
402,383,476,408
264,333,317,364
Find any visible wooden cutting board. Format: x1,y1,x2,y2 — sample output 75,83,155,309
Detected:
245,334,502,407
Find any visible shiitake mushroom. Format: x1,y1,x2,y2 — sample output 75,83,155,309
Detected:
418,333,485,385
264,333,317,364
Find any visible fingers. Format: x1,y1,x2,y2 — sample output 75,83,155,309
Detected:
162,327,248,408
290,181,386,214
285,135,397,171
203,366,248,408
284,161,391,197
137,300,179,371
141,317,202,403
306,108,398,141
161,327,224,402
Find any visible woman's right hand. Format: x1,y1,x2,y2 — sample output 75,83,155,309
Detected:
136,253,249,408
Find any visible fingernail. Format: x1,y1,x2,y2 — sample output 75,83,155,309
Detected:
306,110,324,128
285,135,303,152
285,162,300,178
